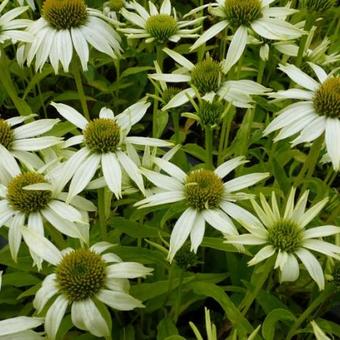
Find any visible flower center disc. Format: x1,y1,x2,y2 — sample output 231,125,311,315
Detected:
191,59,222,94
0,119,13,149
185,169,224,210
267,220,303,253
42,0,88,30
198,101,224,127
7,173,52,214
313,77,340,119
56,249,106,302
84,118,121,153
224,0,262,27
145,14,178,42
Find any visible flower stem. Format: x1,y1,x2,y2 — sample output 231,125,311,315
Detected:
172,111,180,144
0,51,31,116
205,126,213,169
286,285,334,340
173,268,185,323
217,103,233,165
72,61,90,121
295,14,315,67
294,135,323,187
98,188,107,239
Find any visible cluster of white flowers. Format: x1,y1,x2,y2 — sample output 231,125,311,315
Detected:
0,0,339,338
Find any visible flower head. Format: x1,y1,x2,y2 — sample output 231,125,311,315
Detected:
120,0,203,44
52,100,172,200
17,0,122,73
22,229,153,339
227,189,340,290
264,63,340,171
149,48,270,111
189,0,302,72
135,156,269,261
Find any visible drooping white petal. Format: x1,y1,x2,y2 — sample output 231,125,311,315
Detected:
33,273,59,313
163,47,194,70
140,168,183,191
190,20,228,51
295,248,324,290
102,152,122,199
0,145,20,177
97,289,144,310
21,227,62,265
51,102,88,129
190,212,205,253
8,213,25,262
291,116,326,146
224,173,269,192
248,245,275,266
71,27,89,71
270,89,314,100
307,62,328,83
214,156,247,179
45,295,68,340
71,299,109,337
280,254,299,282
107,262,153,279
0,316,44,336
162,87,196,111
48,200,82,222
278,64,320,91
222,25,248,73
153,158,187,182
67,153,101,200
303,239,340,259
325,118,340,171
168,208,197,262
202,209,238,235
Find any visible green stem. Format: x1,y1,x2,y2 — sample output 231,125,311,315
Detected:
98,188,107,239
286,286,334,340
0,51,30,116
239,257,275,315
217,103,232,165
172,111,180,144
174,269,185,323
257,58,265,84
152,46,165,138
294,135,323,187
72,61,90,120
295,14,315,67
205,126,213,169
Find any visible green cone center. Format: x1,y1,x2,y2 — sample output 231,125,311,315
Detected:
56,249,106,302
0,119,14,149
313,77,340,118
224,0,262,27
267,219,303,253
42,0,88,30
198,100,224,127
7,173,52,214
84,118,121,153
185,169,224,210
145,14,178,42
191,59,222,94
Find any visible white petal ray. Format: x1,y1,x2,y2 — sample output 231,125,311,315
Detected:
135,191,185,208
102,152,122,199
0,316,44,336
107,262,153,279
304,226,340,239
280,254,299,282
97,289,144,310
48,200,82,222
162,88,196,111
51,102,88,129
13,119,59,139
153,158,187,182
190,212,205,253
0,145,20,177
248,245,275,266
168,208,197,262
140,168,183,191
325,118,340,171
45,295,68,340
202,209,238,235
163,47,194,70
33,274,59,313
8,213,24,262
71,27,89,71
214,156,247,179
307,62,328,83
224,173,269,192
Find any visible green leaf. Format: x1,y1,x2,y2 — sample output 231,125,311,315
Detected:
121,66,154,78
157,317,179,340
2,272,40,287
190,282,254,335
262,308,296,340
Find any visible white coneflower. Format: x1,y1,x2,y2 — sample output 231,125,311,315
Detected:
22,228,153,339
0,162,95,262
0,0,32,46
103,0,125,20
0,316,44,340
135,156,269,261
188,0,303,72
120,0,203,44
51,100,172,200
149,48,270,111
226,189,340,290
264,63,340,171
17,0,122,73
0,115,61,173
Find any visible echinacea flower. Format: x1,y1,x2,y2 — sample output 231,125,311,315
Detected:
22,228,153,339
188,0,303,72
17,0,122,73
135,156,269,261
226,189,340,290
120,0,203,44
51,100,172,200
0,115,61,174
0,161,94,262
0,316,44,340
0,0,32,46
103,0,125,20
264,63,340,171
149,48,270,111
